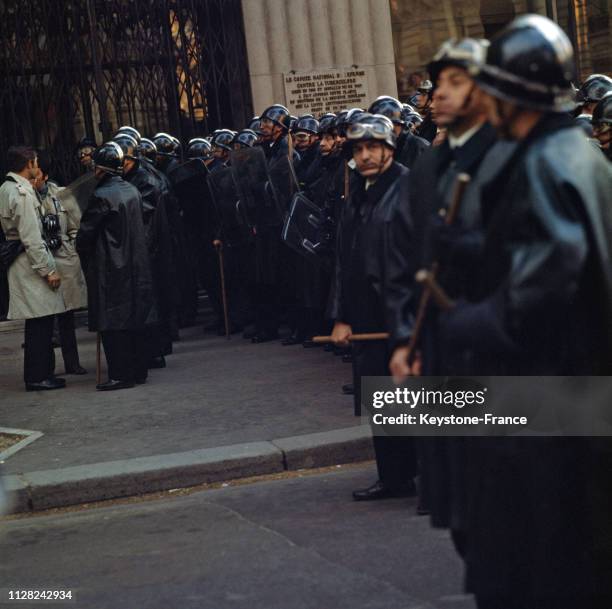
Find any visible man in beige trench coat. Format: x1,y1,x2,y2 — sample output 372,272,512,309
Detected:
0,146,66,391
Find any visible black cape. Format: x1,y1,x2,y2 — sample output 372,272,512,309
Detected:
76,174,154,331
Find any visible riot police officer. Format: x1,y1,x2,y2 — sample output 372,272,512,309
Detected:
413,80,437,142
210,130,235,171
439,15,612,608
329,114,418,501
76,142,153,391
252,104,298,343
114,133,175,369
292,116,320,186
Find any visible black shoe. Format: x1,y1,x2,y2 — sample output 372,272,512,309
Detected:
96,379,135,391
135,377,148,385
352,480,417,502
65,365,87,375
148,356,166,369
416,504,431,516
251,331,279,344
342,353,353,364
25,378,67,392
342,383,354,395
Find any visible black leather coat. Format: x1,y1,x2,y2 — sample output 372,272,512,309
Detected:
329,161,416,335
124,161,175,319
76,175,154,331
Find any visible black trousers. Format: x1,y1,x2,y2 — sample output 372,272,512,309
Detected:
143,322,173,360
100,329,147,383
57,311,81,371
353,340,418,488
24,314,55,383
254,284,280,335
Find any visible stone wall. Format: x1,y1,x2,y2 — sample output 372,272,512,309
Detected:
241,0,398,114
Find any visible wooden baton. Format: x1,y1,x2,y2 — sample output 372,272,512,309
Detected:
405,172,471,362
312,332,389,344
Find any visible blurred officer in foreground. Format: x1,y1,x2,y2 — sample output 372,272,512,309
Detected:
436,15,612,608
77,143,154,391
330,114,418,501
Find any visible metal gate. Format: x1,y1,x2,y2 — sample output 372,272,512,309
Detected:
0,0,253,183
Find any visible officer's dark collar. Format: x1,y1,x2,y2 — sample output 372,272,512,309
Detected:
522,112,575,146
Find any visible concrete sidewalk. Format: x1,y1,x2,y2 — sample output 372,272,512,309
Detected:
0,320,373,513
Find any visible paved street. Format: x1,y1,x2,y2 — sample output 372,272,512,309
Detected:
0,464,475,609
0,315,354,475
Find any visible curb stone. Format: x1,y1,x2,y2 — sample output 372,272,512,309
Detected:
1,427,373,514
272,426,374,470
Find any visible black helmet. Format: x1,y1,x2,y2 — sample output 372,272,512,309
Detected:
417,80,433,94
248,116,263,133
318,114,337,135
293,115,320,135
333,110,350,137
428,38,489,86
577,74,612,105
233,129,258,148
260,104,292,130
113,133,139,160
473,14,576,113
186,137,212,159
345,113,397,150
368,96,404,125
115,126,141,144
574,114,594,137
289,115,299,131
401,104,421,124
138,138,157,161
345,108,369,126
77,136,97,150
92,141,124,175
153,132,179,157
211,129,235,151
592,92,612,127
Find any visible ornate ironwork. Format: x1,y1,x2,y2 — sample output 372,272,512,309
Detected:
0,0,252,183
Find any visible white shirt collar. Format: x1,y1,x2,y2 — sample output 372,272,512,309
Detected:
448,123,484,149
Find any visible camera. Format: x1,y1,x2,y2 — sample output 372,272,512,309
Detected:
41,213,62,251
